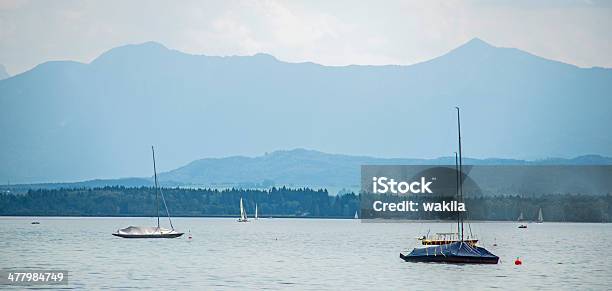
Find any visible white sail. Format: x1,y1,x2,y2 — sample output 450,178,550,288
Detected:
354,210,358,219
255,204,258,219
537,208,543,223
517,211,524,221
238,197,248,222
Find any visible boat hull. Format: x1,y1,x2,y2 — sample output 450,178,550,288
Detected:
399,252,499,264
112,232,184,238
400,242,499,264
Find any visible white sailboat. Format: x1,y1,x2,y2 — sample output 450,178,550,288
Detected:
537,208,544,223
238,197,249,222
517,211,527,228
354,210,358,219
255,203,258,220
113,146,184,238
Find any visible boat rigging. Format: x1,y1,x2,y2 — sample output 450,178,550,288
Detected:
112,146,184,238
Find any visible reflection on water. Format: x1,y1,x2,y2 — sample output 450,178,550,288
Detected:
0,217,610,290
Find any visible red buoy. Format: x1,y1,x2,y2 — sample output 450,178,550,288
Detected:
514,257,522,265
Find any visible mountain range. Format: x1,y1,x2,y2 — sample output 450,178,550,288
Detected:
159,149,612,189
4,149,611,195
1,38,611,183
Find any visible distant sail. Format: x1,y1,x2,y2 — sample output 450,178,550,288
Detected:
354,210,358,219
517,211,524,221
255,203,258,220
537,208,543,223
238,197,248,222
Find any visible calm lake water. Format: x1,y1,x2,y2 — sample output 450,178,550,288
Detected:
0,217,610,290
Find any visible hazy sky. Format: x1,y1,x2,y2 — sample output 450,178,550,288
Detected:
1,0,611,75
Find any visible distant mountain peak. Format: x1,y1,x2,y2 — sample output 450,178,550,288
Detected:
450,37,497,54
421,36,567,69
252,52,278,60
111,41,169,52
137,41,167,48
92,42,280,66
91,41,170,65
464,37,494,47
271,148,321,155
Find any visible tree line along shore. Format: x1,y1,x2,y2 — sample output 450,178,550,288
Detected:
0,186,610,222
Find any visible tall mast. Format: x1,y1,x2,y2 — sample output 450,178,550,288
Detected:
455,151,460,238
455,107,464,241
152,146,160,229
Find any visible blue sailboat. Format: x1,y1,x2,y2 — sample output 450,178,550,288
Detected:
400,241,499,264
400,107,499,264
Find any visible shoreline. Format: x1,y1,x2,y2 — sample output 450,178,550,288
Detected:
1,215,609,223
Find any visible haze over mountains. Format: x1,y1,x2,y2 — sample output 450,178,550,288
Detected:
1,38,611,183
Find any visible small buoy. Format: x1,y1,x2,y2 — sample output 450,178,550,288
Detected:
514,257,522,265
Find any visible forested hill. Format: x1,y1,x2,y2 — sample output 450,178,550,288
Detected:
3,150,611,193
1,187,610,222
159,149,612,188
